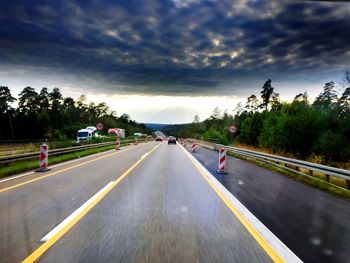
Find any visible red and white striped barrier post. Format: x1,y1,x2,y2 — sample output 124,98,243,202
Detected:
216,147,227,174
116,138,120,150
35,144,50,172
183,140,187,147
134,138,138,145
192,142,196,153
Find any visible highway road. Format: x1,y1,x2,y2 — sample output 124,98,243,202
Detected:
188,144,350,263
0,141,300,263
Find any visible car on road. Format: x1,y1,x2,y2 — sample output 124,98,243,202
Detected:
168,136,176,144
155,136,163,141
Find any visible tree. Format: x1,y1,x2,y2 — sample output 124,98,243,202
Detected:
49,87,63,129
0,86,16,114
338,87,350,115
0,86,16,138
193,114,200,123
294,92,309,104
270,92,281,111
96,102,109,118
260,79,274,110
211,107,221,119
38,87,50,111
313,81,338,109
245,94,259,112
233,102,244,117
338,70,350,115
18,86,39,114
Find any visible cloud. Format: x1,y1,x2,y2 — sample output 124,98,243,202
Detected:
0,0,349,96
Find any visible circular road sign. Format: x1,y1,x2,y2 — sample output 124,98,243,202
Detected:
96,122,104,131
229,124,238,134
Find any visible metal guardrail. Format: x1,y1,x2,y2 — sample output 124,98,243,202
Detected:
0,139,137,164
194,140,350,190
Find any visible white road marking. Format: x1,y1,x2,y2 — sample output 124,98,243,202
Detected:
0,144,137,184
0,171,36,183
40,181,115,242
180,144,302,263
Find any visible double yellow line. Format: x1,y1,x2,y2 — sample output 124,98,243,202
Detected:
23,144,160,263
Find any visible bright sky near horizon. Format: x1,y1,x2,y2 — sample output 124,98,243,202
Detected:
1,0,349,123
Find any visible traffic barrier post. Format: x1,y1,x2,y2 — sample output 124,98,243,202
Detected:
192,142,196,153
35,144,50,172
116,138,120,150
216,147,227,174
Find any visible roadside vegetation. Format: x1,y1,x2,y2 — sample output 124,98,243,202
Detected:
176,70,350,168
0,86,152,140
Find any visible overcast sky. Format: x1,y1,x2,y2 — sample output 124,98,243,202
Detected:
1,0,349,123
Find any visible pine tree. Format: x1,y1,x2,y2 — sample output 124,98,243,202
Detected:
260,79,274,110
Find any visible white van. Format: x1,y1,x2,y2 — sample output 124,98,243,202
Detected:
77,129,92,143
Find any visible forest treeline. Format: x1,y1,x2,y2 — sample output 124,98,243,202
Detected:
0,86,152,140
177,71,350,163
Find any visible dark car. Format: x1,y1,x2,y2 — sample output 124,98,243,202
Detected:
168,136,176,144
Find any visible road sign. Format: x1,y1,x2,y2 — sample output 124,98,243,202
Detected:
96,122,104,131
229,124,237,134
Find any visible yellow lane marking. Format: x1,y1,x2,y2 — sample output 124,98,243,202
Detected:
179,145,284,263
0,144,145,193
22,143,161,263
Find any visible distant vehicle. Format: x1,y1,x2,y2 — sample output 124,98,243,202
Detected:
134,132,143,137
108,128,126,139
77,129,93,142
155,136,163,141
86,126,97,133
168,136,176,144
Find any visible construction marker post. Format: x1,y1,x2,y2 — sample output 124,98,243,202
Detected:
184,140,187,147
134,138,138,145
35,144,50,172
116,138,120,150
192,142,196,153
216,147,227,174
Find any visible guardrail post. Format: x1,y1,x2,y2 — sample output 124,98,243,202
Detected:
347,180,350,190
325,174,330,182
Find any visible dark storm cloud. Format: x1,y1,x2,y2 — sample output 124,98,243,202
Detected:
0,0,349,95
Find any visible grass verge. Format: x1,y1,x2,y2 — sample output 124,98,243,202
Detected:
227,151,350,199
0,143,130,178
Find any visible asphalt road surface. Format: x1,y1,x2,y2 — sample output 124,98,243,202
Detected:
187,143,350,263
0,141,300,263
